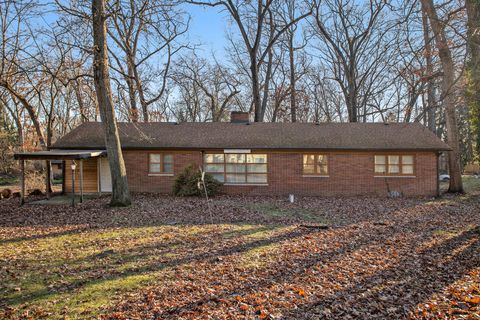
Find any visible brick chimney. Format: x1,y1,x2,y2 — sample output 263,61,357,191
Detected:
230,111,250,123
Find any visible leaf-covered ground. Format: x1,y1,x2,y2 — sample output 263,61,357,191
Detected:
0,179,479,319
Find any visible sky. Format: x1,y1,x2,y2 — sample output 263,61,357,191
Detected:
33,1,231,61
180,4,230,60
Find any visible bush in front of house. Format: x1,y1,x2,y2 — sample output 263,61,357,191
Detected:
173,165,222,197
1,188,12,199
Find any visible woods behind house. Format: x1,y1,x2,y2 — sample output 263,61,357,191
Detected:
0,0,479,194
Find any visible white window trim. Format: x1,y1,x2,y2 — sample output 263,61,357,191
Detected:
302,175,330,178
224,183,269,186
224,149,251,154
148,173,174,177
204,152,268,185
374,175,416,178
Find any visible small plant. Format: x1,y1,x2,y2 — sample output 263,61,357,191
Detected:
173,164,222,197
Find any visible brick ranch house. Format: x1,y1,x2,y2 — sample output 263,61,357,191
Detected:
48,112,449,197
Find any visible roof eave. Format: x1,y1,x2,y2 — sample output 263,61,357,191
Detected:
49,145,452,152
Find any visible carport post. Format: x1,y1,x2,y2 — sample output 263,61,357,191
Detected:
45,160,50,200
79,159,84,203
20,159,25,205
97,158,102,197
71,161,76,207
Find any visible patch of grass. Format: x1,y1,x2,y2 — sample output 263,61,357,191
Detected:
239,243,279,269
440,176,480,194
0,223,290,318
250,203,329,224
462,176,480,193
0,226,191,317
221,224,279,239
433,225,480,239
432,229,461,238
0,175,17,186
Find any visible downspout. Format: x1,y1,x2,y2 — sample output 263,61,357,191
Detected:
436,152,441,197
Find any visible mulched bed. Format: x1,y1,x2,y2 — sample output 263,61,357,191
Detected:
0,193,479,319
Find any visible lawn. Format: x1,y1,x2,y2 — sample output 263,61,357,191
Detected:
0,174,18,187
0,179,479,319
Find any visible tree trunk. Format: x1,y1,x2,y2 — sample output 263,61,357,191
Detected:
346,76,357,122
0,82,46,148
343,62,358,123
131,63,149,122
126,58,139,122
92,0,131,206
73,80,88,123
289,36,297,122
260,49,274,123
466,0,480,158
251,55,263,122
421,9,436,133
421,0,463,193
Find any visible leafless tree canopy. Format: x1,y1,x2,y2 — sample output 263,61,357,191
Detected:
0,0,477,187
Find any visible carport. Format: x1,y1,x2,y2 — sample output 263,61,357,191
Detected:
13,150,107,205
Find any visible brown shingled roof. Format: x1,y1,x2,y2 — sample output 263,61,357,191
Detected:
51,122,451,151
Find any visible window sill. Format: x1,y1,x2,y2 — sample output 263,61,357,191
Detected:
302,175,330,178
148,173,174,177
223,183,269,186
374,175,416,178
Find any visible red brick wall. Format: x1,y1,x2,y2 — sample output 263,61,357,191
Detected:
123,150,202,193
122,150,438,197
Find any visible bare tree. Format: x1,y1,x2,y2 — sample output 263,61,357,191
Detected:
92,0,131,206
466,0,480,158
0,0,47,148
277,0,310,122
107,0,189,122
420,0,463,193
187,1,311,122
304,66,345,123
312,0,396,122
171,54,240,121
0,93,23,149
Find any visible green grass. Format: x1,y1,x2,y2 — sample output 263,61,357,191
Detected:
440,175,480,193
0,175,17,186
432,229,461,237
0,223,288,319
249,203,329,224
462,176,480,193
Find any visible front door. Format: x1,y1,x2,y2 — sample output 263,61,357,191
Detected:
99,158,112,192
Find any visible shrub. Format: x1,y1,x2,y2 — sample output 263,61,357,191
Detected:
173,165,222,197
1,188,12,199
28,188,43,196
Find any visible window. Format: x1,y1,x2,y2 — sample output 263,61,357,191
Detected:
374,155,415,175
303,154,328,175
204,153,267,184
149,153,173,174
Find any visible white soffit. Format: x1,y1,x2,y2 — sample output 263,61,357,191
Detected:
223,149,251,154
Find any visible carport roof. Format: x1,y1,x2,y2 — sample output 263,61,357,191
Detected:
14,149,107,160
